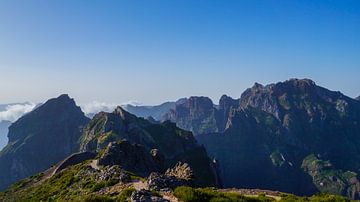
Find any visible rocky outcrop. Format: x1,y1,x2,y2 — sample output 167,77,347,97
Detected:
130,189,169,202
216,95,240,132
165,162,194,181
81,107,218,187
97,141,162,177
0,94,90,190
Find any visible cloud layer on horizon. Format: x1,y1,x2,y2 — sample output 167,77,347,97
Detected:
80,101,143,117
0,103,36,122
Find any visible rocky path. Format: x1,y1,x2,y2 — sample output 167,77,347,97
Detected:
132,180,148,191
90,159,100,170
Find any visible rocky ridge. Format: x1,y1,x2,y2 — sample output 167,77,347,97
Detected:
197,79,360,199
80,106,219,187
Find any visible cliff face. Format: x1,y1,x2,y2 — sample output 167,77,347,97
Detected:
0,94,90,190
162,96,239,136
80,106,219,187
197,79,360,198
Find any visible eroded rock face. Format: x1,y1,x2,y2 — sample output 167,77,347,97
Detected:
162,96,240,136
0,94,90,191
148,172,189,192
97,141,162,177
162,97,219,135
148,162,194,192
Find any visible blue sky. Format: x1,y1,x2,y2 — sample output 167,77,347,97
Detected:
0,0,359,105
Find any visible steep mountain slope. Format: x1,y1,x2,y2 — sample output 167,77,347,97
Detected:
0,120,11,150
0,94,90,191
197,79,360,199
162,96,239,136
80,106,219,187
122,101,175,120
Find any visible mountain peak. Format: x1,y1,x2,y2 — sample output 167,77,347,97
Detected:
0,95,89,190
57,94,71,99
113,106,138,122
285,78,316,85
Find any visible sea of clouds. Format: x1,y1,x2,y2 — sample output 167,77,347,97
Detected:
0,100,144,123
0,103,37,122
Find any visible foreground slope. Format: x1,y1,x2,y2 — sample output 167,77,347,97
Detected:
0,158,350,202
0,94,90,190
197,79,360,198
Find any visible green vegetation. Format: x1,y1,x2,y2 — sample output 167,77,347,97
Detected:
174,187,354,202
118,187,136,202
174,186,274,202
279,193,352,202
83,194,116,202
302,154,359,196
0,162,121,201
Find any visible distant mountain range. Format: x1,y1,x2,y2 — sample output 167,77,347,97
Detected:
121,102,176,120
1,78,360,200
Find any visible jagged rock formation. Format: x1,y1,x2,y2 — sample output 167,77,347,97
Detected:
0,94,90,191
197,79,360,198
97,141,162,176
80,106,219,187
0,120,11,150
162,95,239,136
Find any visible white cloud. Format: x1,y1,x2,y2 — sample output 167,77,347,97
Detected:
80,100,143,117
81,101,118,117
0,103,37,122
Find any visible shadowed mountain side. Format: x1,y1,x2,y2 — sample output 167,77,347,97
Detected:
0,94,90,191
